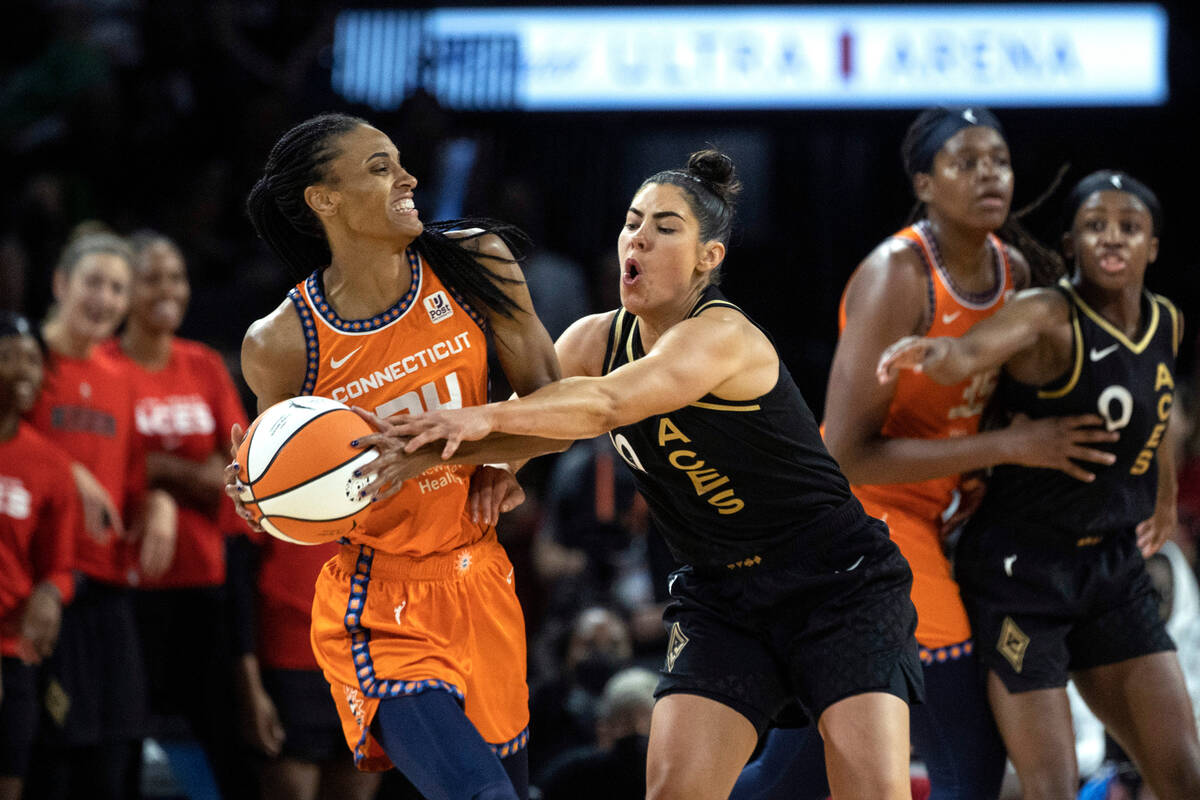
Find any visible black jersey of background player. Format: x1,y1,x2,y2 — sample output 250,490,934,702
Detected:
975,279,1180,534
601,285,853,569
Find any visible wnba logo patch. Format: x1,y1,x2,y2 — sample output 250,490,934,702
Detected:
424,291,454,323
997,616,1030,673
665,622,689,672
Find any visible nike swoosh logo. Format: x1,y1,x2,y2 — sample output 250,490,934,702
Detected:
942,311,962,324
330,347,362,369
1090,344,1119,362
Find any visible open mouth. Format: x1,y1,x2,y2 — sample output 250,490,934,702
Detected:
1098,254,1128,274
392,197,417,215
623,259,640,284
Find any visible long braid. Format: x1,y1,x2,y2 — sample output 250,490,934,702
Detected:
247,114,525,319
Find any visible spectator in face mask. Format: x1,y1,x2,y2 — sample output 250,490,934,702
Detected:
529,607,633,777
537,667,657,800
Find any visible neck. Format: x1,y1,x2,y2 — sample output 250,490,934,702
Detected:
42,317,97,359
925,212,992,279
635,282,707,351
1074,275,1144,337
121,324,173,368
323,233,417,319
0,413,18,442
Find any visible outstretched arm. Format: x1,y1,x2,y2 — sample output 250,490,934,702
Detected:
875,287,1068,386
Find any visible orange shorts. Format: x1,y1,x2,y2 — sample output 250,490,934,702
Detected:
310,532,529,771
859,500,972,650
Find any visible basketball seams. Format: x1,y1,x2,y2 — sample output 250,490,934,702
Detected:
246,406,345,484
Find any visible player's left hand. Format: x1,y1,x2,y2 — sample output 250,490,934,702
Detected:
137,489,178,580
1136,506,1177,558
389,406,496,459
18,583,63,663
468,465,526,526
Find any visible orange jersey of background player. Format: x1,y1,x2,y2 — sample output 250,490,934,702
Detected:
291,250,490,556
838,222,1014,648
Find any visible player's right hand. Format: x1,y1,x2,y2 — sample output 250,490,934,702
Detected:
70,462,124,542
1004,413,1118,482
876,336,952,384
225,423,264,533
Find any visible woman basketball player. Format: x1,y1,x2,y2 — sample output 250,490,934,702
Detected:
807,107,1120,800
879,170,1200,800
357,150,924,799
0,311,80,800
232,113,560,800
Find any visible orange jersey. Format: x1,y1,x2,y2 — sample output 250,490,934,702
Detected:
290,250,490,557
840,221,1015,523
837,221,1014,648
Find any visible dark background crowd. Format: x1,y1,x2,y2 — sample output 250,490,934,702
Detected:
4,1,1200,798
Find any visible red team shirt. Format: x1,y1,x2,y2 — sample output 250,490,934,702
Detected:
100,338,250,588
26,348,142,586
0,424,80,658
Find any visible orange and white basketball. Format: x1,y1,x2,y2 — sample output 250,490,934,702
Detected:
235,396,378,545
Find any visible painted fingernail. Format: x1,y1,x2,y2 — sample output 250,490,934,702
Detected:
350,440,359,447
353,470,361,477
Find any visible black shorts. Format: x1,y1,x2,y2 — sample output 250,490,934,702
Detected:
261,668,346,763
955,520,1174,694
0,657,39,777
656,506,923,735
38,578,148,748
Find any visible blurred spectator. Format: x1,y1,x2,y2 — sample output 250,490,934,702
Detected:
528,606,634,776
537,667,657,800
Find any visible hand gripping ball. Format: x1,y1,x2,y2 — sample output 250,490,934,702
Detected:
235,396,379,545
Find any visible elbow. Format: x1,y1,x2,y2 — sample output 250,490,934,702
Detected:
823,432,867,484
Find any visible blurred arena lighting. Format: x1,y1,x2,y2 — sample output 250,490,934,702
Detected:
332,4,1168,111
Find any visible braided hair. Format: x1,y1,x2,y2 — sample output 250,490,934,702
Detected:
246,113,521,319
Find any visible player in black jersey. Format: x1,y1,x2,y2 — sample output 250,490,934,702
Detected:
357,150,922,799
878,171,1200,800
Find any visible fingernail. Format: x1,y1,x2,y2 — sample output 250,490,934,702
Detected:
350,440,359,447
353,470,361,477
231,461,239,470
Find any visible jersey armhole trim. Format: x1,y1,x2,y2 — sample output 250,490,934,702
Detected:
288,286,319,397
1037,306,1083,400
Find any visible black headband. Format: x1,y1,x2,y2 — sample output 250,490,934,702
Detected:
1064,170,1162,236
0,311,34,339
907,106,1006,177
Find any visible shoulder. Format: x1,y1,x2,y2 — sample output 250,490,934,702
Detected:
1008,285,1072,324
840,237,929,330
1001,242,1032,289
1153,292,1185,352
446,229,518,270
18,424,76,475
241,296,308,405
557,310,619,377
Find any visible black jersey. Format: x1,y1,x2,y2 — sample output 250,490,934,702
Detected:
601,285,854,568
974,279,1180,534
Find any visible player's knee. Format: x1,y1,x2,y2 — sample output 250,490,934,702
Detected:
471,780,519,800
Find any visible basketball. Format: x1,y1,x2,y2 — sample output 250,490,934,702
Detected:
235,396,379,545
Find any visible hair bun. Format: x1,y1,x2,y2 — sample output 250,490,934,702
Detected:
686,149,742,203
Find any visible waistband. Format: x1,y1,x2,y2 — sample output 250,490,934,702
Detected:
337,530,503,582
690,495,875,575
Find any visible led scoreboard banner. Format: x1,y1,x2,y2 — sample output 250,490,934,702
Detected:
332,4,1168,111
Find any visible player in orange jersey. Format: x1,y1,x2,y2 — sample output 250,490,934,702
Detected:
232,113,560,800
815,107,1118,800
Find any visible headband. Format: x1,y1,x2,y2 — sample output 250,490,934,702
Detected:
907,106,1006,177
1064,170,1162,236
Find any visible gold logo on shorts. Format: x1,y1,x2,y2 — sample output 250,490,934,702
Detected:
45,678,71,727
997,616,1030,674
665,622,689,672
